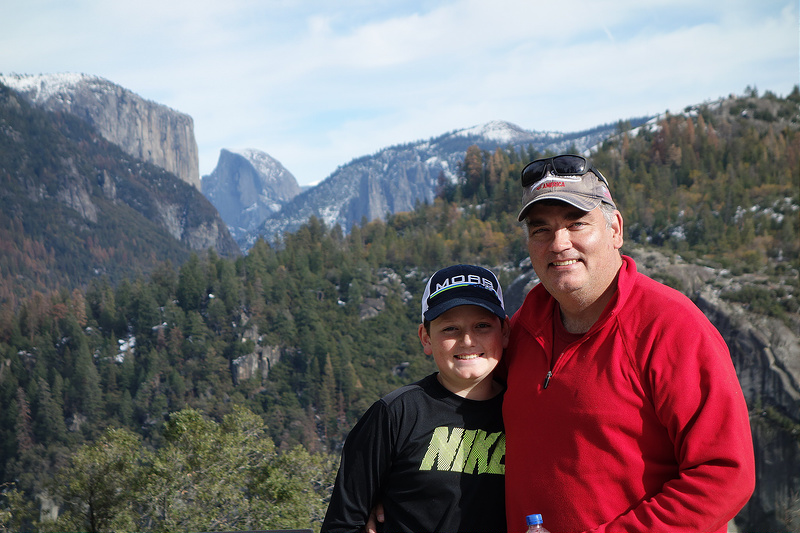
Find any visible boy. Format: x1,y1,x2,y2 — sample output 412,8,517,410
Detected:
321,264,509,533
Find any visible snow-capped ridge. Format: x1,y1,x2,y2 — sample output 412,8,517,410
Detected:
226,148,290,183
1,72,100,102
1,72,201,189
455,120,549,143
247,115,653,250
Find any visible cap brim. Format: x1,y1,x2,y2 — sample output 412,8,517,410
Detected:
424,298,506,322
517,194,602,221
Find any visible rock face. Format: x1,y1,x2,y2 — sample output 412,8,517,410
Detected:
248,119,651,249
0,73,200,190
620,249,800,531
0,81,240,295
202,148,301,241
230,325,283,385
694,290,800,531
231,345,282,385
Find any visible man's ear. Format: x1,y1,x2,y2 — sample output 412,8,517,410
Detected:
612,210,624,250
418,323,433,355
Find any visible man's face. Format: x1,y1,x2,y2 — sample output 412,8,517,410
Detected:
524,201,623,309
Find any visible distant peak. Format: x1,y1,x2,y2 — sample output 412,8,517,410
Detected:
218,148,296,183
455,120,532,143
228,147,275,162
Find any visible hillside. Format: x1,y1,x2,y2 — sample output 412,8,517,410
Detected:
0,87,797,532
0,82,240,303
0,73,201,190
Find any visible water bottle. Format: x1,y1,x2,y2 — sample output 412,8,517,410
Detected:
525,513,550,533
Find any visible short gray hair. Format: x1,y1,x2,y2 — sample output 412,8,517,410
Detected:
600,202,616,228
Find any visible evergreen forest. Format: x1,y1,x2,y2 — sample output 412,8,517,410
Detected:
0,87,798,532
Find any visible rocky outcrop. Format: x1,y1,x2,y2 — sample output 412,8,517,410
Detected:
202,149,301,241
230,325,283,384
694,289,800,531
631,249,799,531
0,82,240,279
250,119,649,249
231,345,282,385
0,73,200,190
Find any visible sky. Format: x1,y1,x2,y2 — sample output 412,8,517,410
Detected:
1,1,798,186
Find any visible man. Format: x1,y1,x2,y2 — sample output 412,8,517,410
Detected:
502,154,755,533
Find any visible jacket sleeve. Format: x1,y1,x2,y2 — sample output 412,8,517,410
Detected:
589,308,756,533
321,400,394,533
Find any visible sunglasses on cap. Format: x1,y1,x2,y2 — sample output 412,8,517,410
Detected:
521,155,609,188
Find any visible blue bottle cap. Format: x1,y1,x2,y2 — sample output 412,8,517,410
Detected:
526,514,543,526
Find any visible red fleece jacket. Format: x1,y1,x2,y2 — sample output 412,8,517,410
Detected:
503,256,755,533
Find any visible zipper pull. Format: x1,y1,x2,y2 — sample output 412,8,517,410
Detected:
544,370,552,389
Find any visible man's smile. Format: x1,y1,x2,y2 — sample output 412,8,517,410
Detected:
552,259,579,267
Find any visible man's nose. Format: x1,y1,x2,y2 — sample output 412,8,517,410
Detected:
550,228,571,251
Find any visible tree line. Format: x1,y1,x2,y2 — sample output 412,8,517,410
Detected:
0,87,798,532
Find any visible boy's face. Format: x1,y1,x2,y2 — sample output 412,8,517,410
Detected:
418,305,509,397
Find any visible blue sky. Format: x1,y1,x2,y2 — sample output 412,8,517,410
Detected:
1,0,797,186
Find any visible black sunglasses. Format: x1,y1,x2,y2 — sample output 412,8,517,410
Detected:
521,155,609,188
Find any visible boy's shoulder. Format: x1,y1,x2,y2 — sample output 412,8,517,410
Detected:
380,373,440,406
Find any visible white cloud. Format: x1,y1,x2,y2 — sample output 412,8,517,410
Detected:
1,0,797,185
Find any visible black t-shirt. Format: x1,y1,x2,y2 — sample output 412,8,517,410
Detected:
321,373,506,533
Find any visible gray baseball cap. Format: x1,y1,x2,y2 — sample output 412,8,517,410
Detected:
517,156,616,221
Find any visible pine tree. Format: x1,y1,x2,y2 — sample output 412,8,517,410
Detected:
33,377,67,444
14,387,34,452
52,428,144,532
177,253,205,312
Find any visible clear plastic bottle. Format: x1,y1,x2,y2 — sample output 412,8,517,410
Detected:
525,513,550,533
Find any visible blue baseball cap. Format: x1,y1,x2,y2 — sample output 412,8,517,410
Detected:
421,264,506,322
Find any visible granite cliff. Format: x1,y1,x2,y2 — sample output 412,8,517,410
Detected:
248,119,651,249
202,148,301,242
0,81,239,296
0,73,200,190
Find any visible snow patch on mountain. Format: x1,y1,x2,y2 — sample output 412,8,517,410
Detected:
0,72,97,102
455,120,551,144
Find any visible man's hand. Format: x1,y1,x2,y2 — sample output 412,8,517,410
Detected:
365,502,384,533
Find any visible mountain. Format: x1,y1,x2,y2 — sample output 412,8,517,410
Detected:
242,118,650,249
0,81,240,298
0,72,201,190
201,148,302,242
0,84,796,531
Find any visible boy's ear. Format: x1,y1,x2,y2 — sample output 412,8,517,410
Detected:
501,316,511,349
418,323,434,355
